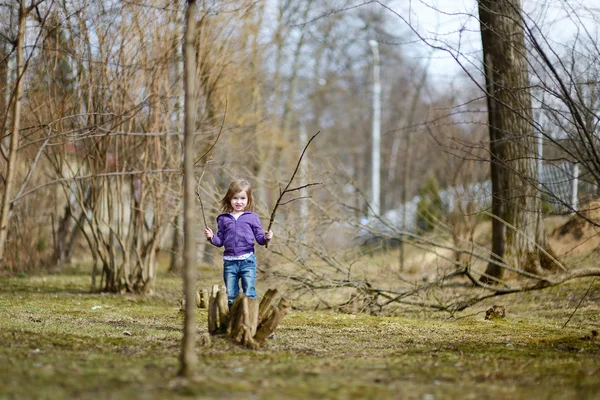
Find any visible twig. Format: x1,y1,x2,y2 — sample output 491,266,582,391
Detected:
12,169,181,203
194,97,228,227
563,278,596,329
198,193,207,229
195,165,209,229
279,196,311,206
266,131,321,248
194,97,227,166
284,182,322,193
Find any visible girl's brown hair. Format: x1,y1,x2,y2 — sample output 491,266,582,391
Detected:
220,179,255,213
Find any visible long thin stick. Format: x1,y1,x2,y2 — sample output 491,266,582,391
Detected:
194,98,228,228
563,278,596,328
195,165,209,229
265,131,321,248
194,97,228,166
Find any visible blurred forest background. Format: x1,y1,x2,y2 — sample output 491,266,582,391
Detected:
1,0,599,313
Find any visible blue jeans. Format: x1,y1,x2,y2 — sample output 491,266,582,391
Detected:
223,254,257,307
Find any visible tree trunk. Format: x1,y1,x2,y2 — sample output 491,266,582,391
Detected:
52,185,89,268
0,39,8,130
179,0,198,378
53,203,74,267
481,52,507,283
0,0,26,267
168,214,182,273
478,0,552,280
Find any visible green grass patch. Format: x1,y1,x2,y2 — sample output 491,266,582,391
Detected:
1,272,599,399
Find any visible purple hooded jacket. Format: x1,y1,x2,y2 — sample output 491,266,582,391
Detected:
208,212,267,257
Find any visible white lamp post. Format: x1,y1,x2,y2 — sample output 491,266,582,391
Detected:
369,39,381,216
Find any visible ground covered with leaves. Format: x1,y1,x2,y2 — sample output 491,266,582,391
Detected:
1,266,599,400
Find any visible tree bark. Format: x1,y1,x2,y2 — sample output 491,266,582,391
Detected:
0,38,8,134
53,203,74,267
257,288,278,324
481,52,507,282
254,298,291,344
207,284,219,334
216,285,229,332
168,214,182,273
478,0,552,280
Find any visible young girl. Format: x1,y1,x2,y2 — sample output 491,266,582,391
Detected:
204,179,273,307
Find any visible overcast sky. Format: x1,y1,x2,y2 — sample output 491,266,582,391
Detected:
383,0,600,88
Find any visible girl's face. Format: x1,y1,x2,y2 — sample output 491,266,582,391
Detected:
230,191,248,212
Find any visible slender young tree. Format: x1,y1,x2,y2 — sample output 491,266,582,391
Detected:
179,0,198,378
0,0,27,265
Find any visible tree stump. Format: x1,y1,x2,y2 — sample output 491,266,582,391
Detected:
197,288,208,308
207,285,219,334
206,286,290,348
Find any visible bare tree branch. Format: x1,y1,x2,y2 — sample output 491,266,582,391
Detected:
265,130,321,248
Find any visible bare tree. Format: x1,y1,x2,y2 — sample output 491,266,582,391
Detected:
0,0,47,266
